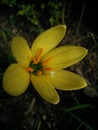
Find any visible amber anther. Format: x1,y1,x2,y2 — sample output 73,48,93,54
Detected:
31,57,37,64
37,70,42,75
26,67,34,72
43,67,53,71
42,57,52,66
37,48,43,62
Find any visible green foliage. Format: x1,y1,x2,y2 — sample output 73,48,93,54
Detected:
17,1,63,26
0,26,8,43
1,0,63,26
1,0,16,7
0,0,64,35
48,1,62,25
17,4,39,25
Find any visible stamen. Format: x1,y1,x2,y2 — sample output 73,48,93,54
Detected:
42,57,52,66
37,70,42,75
31,57,37,64
37,48,43,62
43,67,53,71
26,67,34,72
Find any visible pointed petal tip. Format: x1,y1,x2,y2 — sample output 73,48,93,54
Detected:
46,96,60,105
82,80,88,88
50,94,60,105
11,36,26,43
82,47,88,59
62,25,66,29
57,24,66,31
57,24,66,29
11,36,28,49
85,48,88,55
53,98,60,105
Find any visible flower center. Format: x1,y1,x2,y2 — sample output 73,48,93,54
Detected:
26,48,53,75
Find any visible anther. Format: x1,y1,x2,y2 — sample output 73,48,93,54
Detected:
42,57,52,66
31,57,37,64
26,67,34,72
37,70,42,75
37,48,43,62
43,67,53,71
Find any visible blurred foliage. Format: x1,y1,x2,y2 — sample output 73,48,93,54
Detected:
0,0,64,35
1,0,16,7
17,4,39,25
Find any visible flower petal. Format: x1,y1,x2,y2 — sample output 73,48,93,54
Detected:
42,46,88,70
45,70,87,90
11,36,32,67
3,63,30,96
31,25,66,57
31,74,60,104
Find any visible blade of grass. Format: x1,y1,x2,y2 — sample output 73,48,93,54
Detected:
0,26,8,44
76,123,82,130
66,104,93,112
37,120,41,130
68,111,94,130
73,96,80,105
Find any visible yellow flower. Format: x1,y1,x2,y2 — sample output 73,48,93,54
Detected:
3,25,88,104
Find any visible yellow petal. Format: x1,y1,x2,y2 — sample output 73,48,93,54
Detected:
11,36,32,67
42,46,88,70
45,70,87,90
31,74,60,104
3,63,30,96
31,25,66,57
